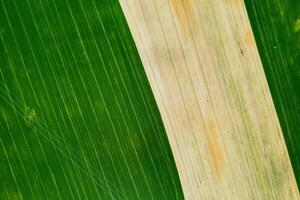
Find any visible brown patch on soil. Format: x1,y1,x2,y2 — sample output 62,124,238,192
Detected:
244,27,255,45
207,120,224,181
169,0,194,33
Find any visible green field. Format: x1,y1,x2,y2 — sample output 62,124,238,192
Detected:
0,0,183,199
245,0,300,187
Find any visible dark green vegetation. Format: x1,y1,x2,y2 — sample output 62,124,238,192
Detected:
0,0,183,199
245,0,300,188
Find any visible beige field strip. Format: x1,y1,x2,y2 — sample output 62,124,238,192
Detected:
120,0,299,199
